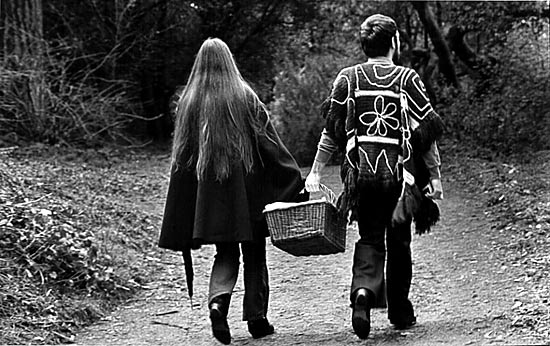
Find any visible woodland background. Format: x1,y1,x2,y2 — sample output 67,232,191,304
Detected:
0,0,548,160
0,0,549,344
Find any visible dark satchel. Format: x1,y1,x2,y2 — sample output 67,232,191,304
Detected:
412,153,440,235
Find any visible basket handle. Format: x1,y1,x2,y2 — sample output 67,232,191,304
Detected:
318,183,338,207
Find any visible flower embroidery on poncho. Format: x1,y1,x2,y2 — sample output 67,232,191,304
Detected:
359,95,399,136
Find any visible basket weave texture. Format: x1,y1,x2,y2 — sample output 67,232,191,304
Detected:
264,199,347,256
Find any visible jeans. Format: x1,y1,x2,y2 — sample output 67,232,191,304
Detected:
208,238,269,321
350,185,415,322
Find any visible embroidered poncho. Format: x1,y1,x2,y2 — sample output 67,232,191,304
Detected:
324,61,444,230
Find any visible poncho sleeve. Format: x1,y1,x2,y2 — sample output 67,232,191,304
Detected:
402,69,445,153
324,68,354,151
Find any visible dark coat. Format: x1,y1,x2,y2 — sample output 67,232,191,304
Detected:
158,119,305,251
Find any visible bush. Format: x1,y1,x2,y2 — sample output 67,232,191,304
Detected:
0,147,164,344
269,54,355,165
440,21,550,154
0,44,140,146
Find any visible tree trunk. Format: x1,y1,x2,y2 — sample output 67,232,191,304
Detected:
447,25,496,79
2,0,47,134
411,1,459,88
29,0,46,128
142,0,172,141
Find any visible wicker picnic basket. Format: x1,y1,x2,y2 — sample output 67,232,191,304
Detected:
263,184,347,256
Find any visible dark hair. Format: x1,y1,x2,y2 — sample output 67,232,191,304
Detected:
359,14,397,58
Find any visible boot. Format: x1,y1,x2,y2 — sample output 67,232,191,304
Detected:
209,294,231,345
351,288,372,339
391,315,416,330
247,318,275,339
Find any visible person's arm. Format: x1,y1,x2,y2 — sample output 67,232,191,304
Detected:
305,129,338,192
305,70,350,192
255,105,306,202
403,69,444,200
402,69,444,153
422,141,443,200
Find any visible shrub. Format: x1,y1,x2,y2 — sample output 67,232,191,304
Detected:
0,43,140,146
269,54,355,165
0,147,164,343
439,21,550,154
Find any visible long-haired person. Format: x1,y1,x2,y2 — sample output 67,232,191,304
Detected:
158,38,305,345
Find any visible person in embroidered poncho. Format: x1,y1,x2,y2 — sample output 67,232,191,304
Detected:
305,14,444,339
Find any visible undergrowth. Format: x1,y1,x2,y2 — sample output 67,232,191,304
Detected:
0,145,168,344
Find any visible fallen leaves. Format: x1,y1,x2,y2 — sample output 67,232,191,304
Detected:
0,146,168,344
445,149,550,342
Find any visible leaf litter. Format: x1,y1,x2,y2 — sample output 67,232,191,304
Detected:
445,148,550,342
0,145,168,344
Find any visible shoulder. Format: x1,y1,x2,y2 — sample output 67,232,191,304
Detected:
340,65,357,75
339,64,368,77
399,66,421,84
332,65,358,87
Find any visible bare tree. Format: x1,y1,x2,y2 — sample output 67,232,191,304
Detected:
410,1,459,88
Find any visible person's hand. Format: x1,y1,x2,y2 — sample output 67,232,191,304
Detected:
426,178,443,200
305,172,321,192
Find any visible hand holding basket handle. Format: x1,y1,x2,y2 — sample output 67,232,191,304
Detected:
304,171,321,193
304,172,337,206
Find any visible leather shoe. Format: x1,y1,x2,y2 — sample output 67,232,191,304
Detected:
352,288,372,339
248,318,275,339
209,300,231,344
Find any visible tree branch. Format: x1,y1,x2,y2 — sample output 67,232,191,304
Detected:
446,25,497,81
411,1,459,88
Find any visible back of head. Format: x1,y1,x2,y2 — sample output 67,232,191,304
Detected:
359,14,397,58
173,38,262,181
189,37,243,89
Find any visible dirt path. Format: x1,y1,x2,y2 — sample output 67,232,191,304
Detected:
75,165,549,346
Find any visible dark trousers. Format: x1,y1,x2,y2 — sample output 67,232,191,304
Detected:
350,185,415,322
208,238,269,321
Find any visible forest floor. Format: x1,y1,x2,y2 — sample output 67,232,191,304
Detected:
1,145,549,345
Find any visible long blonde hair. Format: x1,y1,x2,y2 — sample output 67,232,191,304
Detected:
172,38,265,181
